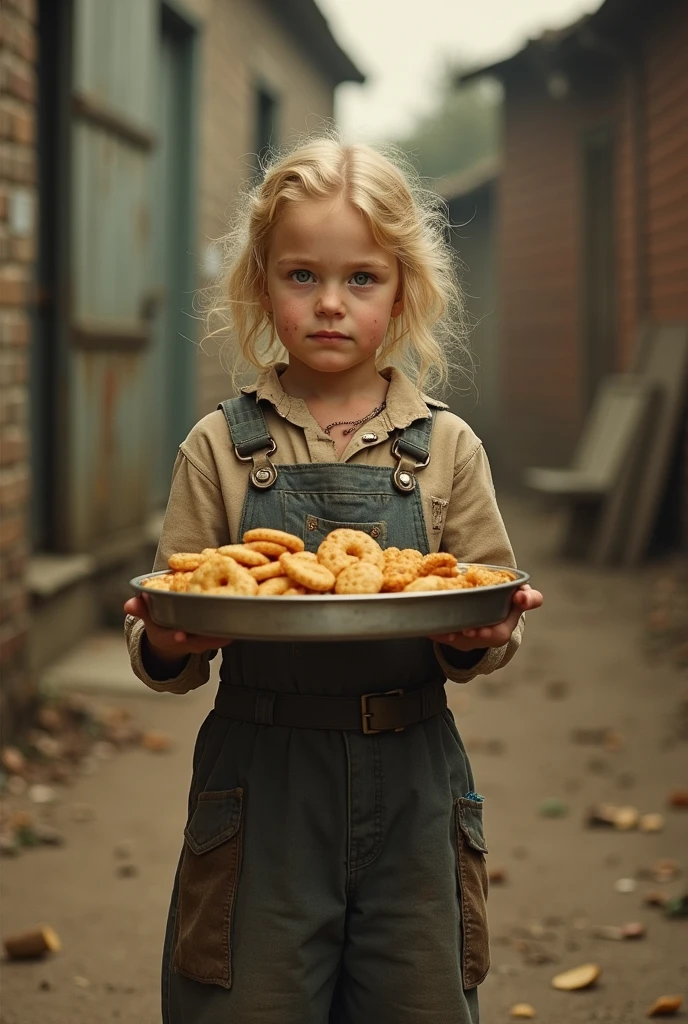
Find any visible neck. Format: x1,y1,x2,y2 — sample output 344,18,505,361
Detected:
279,356,387,404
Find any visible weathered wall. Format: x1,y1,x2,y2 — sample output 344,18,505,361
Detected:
497,0,688,483
0,0,37,739
178,0,336,418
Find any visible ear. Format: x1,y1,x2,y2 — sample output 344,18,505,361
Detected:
259,292,273,316
390,287,404,319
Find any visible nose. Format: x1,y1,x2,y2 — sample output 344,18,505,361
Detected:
315,284,345,318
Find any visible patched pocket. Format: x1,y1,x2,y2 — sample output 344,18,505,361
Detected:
173,788,244,988
454,796,490,989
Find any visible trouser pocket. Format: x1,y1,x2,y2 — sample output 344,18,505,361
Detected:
173,787,244,988
454,796,490,989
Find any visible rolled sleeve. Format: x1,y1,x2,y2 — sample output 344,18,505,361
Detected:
124,439,230,695
435,440,524,683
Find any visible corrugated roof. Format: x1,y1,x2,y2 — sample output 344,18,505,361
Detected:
264,0,365,86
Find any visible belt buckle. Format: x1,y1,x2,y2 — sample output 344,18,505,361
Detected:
360,689,404,734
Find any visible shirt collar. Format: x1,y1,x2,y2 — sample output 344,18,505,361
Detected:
240,364,445,431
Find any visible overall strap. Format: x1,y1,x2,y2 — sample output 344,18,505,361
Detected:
218,395,278,489
392,411,435,493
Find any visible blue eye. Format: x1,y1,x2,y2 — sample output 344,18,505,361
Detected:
291,270,314,284
351,272,374,287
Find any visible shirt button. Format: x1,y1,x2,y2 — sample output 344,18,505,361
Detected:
361,432,377,443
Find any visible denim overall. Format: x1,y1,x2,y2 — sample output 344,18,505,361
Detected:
161,395,489,1024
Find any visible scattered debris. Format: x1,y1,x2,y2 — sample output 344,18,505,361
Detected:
621,921,646,938
640,813,665,833
3,925,61,960
512,846,529,860
613,805,640,830
647,995,683,1017
113,841,134,861
73,976,90,988
586,804,618,827
571,728,610,745
539,798,568,818
1,748,27,775
603,730,624,753
38,979,52,991
141,731,174,753
644,890,669,908
664,893,688,918
587,757,613,775
668,789,688,809
551,963,601,991
510,1004,536,1019
614,878,637,893
488,867,508,885
28,784,56,805
652,859,681,883
545,680,569,700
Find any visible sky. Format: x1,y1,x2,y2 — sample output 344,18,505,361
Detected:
316,0,599,141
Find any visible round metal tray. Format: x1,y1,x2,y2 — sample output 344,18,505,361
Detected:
130,564,530,642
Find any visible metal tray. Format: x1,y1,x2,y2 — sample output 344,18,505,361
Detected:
130,564,530,642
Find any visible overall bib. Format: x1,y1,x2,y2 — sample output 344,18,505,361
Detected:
161,395,489,1024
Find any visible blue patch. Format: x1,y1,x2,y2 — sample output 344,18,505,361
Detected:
464,791,484,802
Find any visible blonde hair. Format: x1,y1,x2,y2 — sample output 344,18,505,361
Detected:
203,136,469,394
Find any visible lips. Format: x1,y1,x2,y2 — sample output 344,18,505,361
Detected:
309,331,350,339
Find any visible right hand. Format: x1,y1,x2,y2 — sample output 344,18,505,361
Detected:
123,594,232,660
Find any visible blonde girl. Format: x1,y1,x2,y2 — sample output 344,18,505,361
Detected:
124,137,542,1024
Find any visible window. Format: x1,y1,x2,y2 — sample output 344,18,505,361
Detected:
254,85,278,174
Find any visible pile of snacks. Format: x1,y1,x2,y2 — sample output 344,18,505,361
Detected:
141,528,516,597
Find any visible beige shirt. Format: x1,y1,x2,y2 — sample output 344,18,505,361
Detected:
125,366,524,694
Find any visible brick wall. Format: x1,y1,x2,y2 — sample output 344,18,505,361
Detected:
0,0,37,740
497,1,688,485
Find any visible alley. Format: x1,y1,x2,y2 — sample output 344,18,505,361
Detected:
1,498,687,1023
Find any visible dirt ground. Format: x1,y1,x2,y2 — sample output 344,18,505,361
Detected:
1,498,687,1023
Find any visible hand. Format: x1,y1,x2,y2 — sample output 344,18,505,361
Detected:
123,594,232,660
429,584,543,651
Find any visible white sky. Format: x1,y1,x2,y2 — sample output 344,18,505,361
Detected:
317,0,599,140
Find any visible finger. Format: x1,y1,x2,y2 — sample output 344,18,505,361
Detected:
429,633,458,644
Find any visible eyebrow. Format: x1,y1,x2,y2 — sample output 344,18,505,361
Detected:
276,256,390,270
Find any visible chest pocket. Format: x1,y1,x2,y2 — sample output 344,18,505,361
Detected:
303,514,387,552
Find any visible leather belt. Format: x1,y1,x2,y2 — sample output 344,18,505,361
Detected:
213,681,447,734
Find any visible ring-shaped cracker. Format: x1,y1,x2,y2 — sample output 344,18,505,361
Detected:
279,552,335,593
317,528,383,577
169,552,206,572
257,576,291,595
245,541,289,558
188,555,258,595
142,573,176,590
217,544,269,567
419,552,458,577
243,529,304,553
250,561,287,582
334,562,383,595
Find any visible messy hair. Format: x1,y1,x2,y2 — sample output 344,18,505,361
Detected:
203,134,469,394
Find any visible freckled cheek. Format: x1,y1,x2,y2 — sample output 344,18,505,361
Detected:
356,310,388,347
274,301,305,337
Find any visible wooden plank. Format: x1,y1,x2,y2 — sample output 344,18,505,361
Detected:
72,318,149,350
72,91,156,151
623,324,688,564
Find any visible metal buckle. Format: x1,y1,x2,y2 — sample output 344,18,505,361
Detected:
391,437,431,469
361,689,405,734
233,439,277,462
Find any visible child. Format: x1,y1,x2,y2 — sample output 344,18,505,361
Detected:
124,138,543,1024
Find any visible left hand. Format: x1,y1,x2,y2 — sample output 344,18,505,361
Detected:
429,584,543,651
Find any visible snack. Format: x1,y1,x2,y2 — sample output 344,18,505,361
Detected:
216,544,269,567
317,528,384,577
419,552,458,578
243,528,305,553
187,555,259,596
335,562,384,595
280,552,336,593
142,530,517,598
